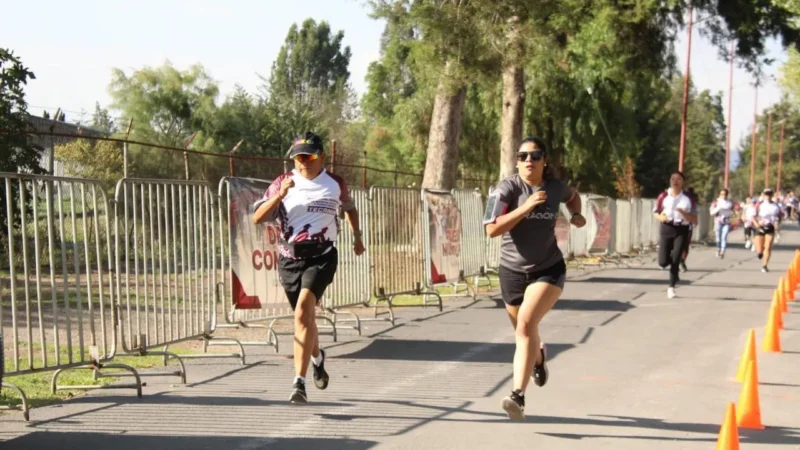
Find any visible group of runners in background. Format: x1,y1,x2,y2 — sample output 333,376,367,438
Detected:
654,174,796,299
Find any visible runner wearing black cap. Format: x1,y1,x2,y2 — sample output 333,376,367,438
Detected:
653,172,697,298
252,131,365,404
483,136,585,420
753,188,781,272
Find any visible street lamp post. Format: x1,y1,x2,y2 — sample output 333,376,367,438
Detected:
777,121,786,193
765,113,772,188
678,1,694,173
724,40,734,189
749,85,758,197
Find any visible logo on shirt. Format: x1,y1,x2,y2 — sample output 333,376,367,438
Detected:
525,204,557,220
306,199,338,215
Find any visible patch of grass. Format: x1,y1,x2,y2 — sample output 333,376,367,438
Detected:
1,344,195,410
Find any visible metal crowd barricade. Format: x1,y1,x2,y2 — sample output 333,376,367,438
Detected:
1,173,141,421
630,198,644,251
695,205,711,242
213,177,335,354
639,199,656,251
452,188,492,292
369,186,431,324
421,189,468,301
614,199,634,255
110,178,244,384
320,187,372,335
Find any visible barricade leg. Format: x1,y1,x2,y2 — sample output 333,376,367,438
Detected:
265,314,338,352
320,308,362,336
211,322,280,353
0,382,30,421
51,362,143,399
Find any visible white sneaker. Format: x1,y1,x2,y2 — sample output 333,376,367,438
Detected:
667,287,677,299
745,241,751,249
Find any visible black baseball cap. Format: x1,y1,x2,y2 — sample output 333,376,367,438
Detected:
763,188,774,195
288,132,324,158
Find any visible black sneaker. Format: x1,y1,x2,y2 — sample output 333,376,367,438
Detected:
501,390,525,421
289,379,307,404
532,344,549,387
312,349,329,390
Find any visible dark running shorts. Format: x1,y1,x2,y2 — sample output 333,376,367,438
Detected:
758,224,776,236
498,259,567,307
278,246,338,310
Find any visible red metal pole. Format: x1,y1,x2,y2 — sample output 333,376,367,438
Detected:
678,1,694,173
749,86,758,197
765,113,772,188
777,121,785,192
724,40,734,189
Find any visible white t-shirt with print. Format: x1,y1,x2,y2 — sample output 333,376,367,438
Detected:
256,169,355,258
756,201,781,226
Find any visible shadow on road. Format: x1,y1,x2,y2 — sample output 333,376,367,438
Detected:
1,432,377,450
535,413,800,446
336,339,573,364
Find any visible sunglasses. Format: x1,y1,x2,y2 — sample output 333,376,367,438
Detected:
517,151,544,162
294,153,320,163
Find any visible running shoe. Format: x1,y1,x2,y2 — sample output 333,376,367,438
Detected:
290,379,307,404
313,349,329,390
680,261,688,273
532,343,548,387
501,390,525,421
667,287,677,299
762,266,769,273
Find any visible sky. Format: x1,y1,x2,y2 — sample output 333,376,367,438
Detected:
1,0,791,170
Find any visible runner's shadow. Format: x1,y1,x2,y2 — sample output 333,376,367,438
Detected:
0,433,377,450
335,338,573,364
553,299,634,312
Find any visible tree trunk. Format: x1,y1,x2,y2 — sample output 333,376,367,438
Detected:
421,70,467,191
499,63,525,180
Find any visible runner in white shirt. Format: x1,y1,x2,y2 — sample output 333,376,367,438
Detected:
742,197,757,250
753,188,782,272
653,172,698,298
252,132,365,404
710,188,734,258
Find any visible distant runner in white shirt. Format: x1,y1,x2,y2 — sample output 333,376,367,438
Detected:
753,188,781,273
253,132,365,405
710,188,733,258
653,172,698,298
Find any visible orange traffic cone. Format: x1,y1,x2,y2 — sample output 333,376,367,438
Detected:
781,278,792,306
762,302,782,353
777,287,788,314
736,360,764,429
771,293,784,330
736,329,757,383
716,403,740,450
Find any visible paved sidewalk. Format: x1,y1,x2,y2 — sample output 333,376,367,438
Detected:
1,225,798,449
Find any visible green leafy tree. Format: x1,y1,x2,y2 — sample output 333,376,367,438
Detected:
108,61,219,178
0,48,43,255
262,18,355,155
55,139,125,189
91,102,116,134
0,48,42,174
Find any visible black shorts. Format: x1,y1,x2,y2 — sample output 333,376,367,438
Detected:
278,246,338,310
498,259,567,307
757,224,776,236
744,226,755,238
